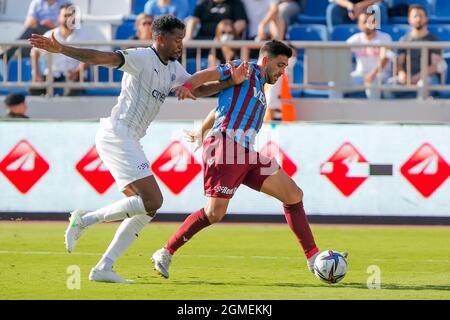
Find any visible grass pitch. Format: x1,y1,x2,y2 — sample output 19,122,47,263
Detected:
1,221,450,300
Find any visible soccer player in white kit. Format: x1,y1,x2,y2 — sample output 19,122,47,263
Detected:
28,15,249,283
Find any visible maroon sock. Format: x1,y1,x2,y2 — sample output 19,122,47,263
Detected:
283,201,318,259
165,208,211,255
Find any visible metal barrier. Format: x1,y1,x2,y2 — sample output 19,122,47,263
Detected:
1,40,449,99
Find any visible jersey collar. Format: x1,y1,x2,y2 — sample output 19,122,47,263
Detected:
151,46,168,66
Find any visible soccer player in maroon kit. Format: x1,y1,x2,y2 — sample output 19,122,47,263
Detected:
152,40,324,278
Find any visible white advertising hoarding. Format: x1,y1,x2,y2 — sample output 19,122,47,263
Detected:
0,121,449,216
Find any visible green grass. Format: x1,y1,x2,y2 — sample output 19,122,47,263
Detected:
1,222,450,300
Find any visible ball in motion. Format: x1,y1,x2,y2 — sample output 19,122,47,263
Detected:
313,250,347,284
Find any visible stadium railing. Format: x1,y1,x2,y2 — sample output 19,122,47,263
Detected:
0,40,449,99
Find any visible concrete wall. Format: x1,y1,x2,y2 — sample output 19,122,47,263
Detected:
1,96,450,123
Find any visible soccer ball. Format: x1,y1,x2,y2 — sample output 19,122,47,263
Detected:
313,250,347,284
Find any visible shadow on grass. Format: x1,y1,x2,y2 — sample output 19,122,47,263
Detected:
132,277,450,292
274,282,450,291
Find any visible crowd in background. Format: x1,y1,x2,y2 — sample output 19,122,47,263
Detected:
0,0,448,104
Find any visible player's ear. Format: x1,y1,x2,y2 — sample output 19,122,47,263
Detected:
155,34,163,44
261,56,268,68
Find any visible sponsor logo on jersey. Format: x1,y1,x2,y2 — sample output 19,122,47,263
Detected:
214,185,238,195
152,89,166,103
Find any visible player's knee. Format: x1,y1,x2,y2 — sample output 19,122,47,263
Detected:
205,208,226,224
142,196,163,214
285,185,303,204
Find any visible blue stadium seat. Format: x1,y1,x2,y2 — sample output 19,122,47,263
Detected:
115,21,136,40
291,60,329,98
188,0,197,17
389,0,433,12
380,24,410,41
330,24,359,41
433,0,450,16
428,25,450,42
429,0,450,25
0,59,32,95
296,0,328,25
186,58,208,75
84,67,123,96
86,66,123,82
7,58,32,82
292,61,303,97
133,0,148,14
286,24,328,41
389,0,434,24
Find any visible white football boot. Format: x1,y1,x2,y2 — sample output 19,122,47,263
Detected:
64,210,88,253
151,247,172,278
307,251,320,273
308,250,349,273
89,268,134,283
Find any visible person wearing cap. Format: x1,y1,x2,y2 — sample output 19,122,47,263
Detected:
3,93,30,119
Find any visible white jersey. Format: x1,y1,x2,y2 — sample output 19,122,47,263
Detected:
101,47,191,140
346,31,392,77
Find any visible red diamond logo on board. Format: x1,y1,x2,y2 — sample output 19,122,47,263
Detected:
151,141,202,195
400,143,450,198
76,146,115,194
320,142,369,197
259,141,297,177
0,140,50,194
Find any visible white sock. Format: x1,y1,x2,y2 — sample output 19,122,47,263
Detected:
81,195,147,227
94,214,152,271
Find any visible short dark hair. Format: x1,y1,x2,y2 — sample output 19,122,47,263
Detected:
408,4,428,17
259,40,292,59
152,15,185,37
60,3,74,11
4,93,25,107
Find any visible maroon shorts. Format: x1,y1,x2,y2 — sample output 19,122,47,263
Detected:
202,132,280,199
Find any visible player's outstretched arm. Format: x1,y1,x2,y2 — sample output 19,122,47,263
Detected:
175,61,249,100
192,61,250,98
28,32,123,67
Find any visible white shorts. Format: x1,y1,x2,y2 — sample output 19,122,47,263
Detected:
95,125,152,192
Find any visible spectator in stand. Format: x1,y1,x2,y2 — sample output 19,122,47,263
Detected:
329,12,393,99
326,0,388,33
185,0,247,41
30,4,89,96
121,14,154,49
208,20,240,67
1,0,72,61
278,0,306,39
241,0,283,60
2,93,29,119
144,0,190,21
241,0,282,41
387,4,447,98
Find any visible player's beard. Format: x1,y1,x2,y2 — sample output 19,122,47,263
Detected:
265,69,275,85
169,52,181,61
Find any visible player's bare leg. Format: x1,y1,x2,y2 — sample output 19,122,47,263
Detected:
87,176,163,283
152,197,230,278
260,168,320,272
65,176,162,251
